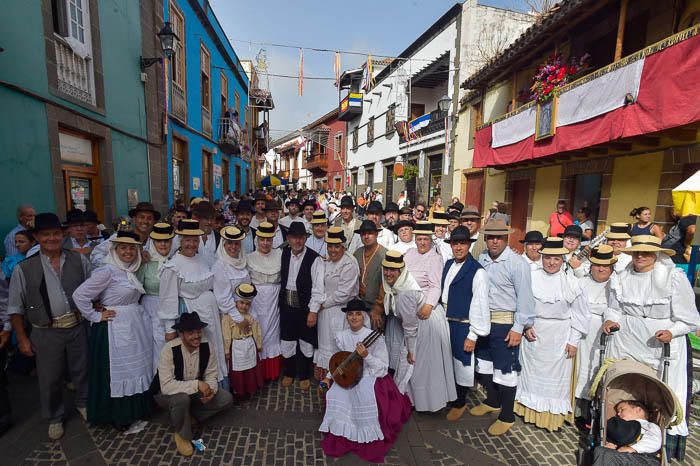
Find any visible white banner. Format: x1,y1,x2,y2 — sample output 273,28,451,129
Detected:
358,166,366,185
557,58,644,127
373,161,383,183
492,105,536,148
418,151,425,178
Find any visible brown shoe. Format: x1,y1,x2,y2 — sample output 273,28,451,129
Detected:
281,376,294,387
446,405,467,421
469,403,500,417
173,433,193,457
487,419,514,436
298,379,310,390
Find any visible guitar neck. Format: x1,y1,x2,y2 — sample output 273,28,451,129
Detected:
334,328,383,375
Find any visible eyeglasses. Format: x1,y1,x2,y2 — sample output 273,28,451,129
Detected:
416,209,425,214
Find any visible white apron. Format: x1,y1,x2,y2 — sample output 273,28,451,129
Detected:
575,313,603,399
231,337,257,371
141,294,165,374
107,303,153,397
315,305,346,369
250,283,281,360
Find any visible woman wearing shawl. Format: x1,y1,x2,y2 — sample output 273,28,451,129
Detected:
604,235,700,460
136,223,175,371
72,230,153,430
515,237,589,432
159,220,227,384
382,250,456,412
213,226,251,324
246,222,284,380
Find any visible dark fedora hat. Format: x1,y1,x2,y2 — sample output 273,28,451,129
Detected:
399,206,413,215
285,198,301,207
341,298,369,313
286,221,309,237
303,199,317,209
128,202,161,221
33,212,63,232
234,199,255,213
444,225,474,243
172,312,208,332
64,209,86,226
520,230,545,244
366,201,383,214
606,416,641,447
339,195,355,208
392,219,415,233
264,199,283,211
354,219,380,234
384,202,399,213
560,224,583,239
83,210,100,224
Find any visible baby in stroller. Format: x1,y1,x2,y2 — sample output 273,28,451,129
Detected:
593,400,662,466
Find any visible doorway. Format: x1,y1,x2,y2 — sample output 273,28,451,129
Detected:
385,164,394,202
59,130,103,219
235,164,241,193
509,179,530,252
571,173,602,229
202,151,213,199
222,158,230,195
465,172,484,209
428,155,442,205
172,136,188,206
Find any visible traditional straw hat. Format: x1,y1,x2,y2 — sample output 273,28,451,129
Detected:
325,226,346,244
110,230,142,245
382,250,405,269
150,222,175,240
589,244,618,265
606,222,632,240
479,218,513,235
235,283,257,300
432,211,450,226
413,221,435,236
220,225,245,241
622,235,675,256
310,210,328,224
175,219,204,236
255,222,276,238
539,237,570,255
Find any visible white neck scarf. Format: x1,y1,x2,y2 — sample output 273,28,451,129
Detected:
382,266,422,316
216,240,247,269
105,244,146,294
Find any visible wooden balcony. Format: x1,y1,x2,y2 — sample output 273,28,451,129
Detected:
171,82,187,123
305,154,328,172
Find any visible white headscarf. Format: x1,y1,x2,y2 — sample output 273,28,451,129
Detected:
148,239,174,271
382,265,422,316
216,238,247,269
105,243,146,294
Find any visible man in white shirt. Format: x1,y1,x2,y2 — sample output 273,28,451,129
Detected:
279,198,308,230
250,193,268,229
264,200,287,249
306,210,328,258
520,230,544,271
365,201,396,250
4,204,35,257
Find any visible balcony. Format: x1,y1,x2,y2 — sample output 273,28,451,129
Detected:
339,93,363,121
171,83,187,123
217,117,241,155
398,110,447,144
202,107,212,137
305,154,328,172
54,39,94,105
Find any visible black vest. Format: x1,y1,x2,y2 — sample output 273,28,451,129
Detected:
279,246,318,310
173,342,210,381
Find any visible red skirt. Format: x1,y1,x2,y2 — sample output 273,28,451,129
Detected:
229,363,264,397
320,375,413,463
260,356,282,381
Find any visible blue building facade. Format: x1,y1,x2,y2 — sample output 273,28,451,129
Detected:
165,0,250,206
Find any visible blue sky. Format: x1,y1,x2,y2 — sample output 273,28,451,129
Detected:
210,0,529,139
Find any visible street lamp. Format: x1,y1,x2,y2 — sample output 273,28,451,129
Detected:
437,94,451,113
141,22,179,71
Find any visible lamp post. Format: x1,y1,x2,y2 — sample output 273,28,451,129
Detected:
141,22,179,71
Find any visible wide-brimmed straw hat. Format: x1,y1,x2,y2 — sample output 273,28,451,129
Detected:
110,230,142,245
150,222,175,240
235,283,257,300
382,250,405,269
220,225,245,241
413,221,435,236
606,222,631,240
310,210,328,224
432,211,450,226
622,235,675,256
175,219,204,236
325,226,346,244
589,244,618,265
255,222,276,238
480,218,513,235
539,237,569,255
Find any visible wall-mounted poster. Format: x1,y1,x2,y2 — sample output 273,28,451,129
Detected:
127,189,139,210
535,98,557,141
193,177,201,191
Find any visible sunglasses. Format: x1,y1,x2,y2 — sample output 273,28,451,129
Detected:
416,209,425,214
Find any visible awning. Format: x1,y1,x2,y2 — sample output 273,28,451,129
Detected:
673,170,700,216
474,25,700,168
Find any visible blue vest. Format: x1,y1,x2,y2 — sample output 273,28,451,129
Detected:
441,255,482,365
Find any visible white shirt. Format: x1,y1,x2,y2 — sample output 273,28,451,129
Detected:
250,215,267,230
377,227,397,250
272,226,285,249
306,235,328,258
285,247,307,291
632,419,662,454
442,262,490,342
469,232,479,253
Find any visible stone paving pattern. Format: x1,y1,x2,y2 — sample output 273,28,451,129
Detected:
4,374,700,465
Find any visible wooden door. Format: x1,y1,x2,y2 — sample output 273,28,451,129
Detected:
509,179,529,252
464,171,484,209
202,151,212,198
222,158,230,194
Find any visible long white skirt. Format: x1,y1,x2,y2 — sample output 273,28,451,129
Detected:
107,303,153,397
182,291,227,382
142,294,166,374
607,315,689,436
574,313,603,400
319,375,383,443
517,317,573,415
314,304,346,370
250,283,281,360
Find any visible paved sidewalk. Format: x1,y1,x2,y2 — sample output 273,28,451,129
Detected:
3,371,699,465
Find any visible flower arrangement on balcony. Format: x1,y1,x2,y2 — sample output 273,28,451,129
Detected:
393,162,419,181
529,52,591,103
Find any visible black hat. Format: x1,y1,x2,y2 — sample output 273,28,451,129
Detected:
432,211,450,226
520,230,545,244
606,416,642,447
392,219,415,233
234,199,255,213
285,198,301,207
265,199,283,211
444,225,474,243
128,202,161,221
64,209,86,226
366,201,383,214
303,199,316,209
340,195,355,208
172,312,208,332
560,224,583,239
399,206,413,215
450,201,464,213
384,202,399,213
341,298,369,313
448,211,460,221
33,213,63,232
354,220,380,234
83,210,100,224
287,221,309,237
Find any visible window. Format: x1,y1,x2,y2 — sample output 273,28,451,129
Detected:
170,2,186,90
202,150,212,198
234,91,241,123
222,158,230,194
386,104,396,135
352,128,358,151
367,117,374,145
53,0,92,58
334,133,342,161
172,136,188,205
200,45,211,110
220,73,228,114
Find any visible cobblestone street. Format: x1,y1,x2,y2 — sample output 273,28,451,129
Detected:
3,371,699,465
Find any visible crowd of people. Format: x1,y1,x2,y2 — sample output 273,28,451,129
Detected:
0,190,697,463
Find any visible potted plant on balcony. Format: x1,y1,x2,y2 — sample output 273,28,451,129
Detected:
394,162,418,181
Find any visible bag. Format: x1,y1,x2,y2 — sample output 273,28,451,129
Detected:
660,222,682,250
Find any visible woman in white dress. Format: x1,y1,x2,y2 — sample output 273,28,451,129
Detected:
159,220,227,384
246,222,283,381
213,226,251,328
314,227,359,374
515,237,589,431
381,250,457,412
574,245,615,417
72,230,153,429
391,220,415,254
137,223,175,372
603,235,700,461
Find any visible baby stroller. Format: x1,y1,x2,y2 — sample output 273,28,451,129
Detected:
585,329,683,465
